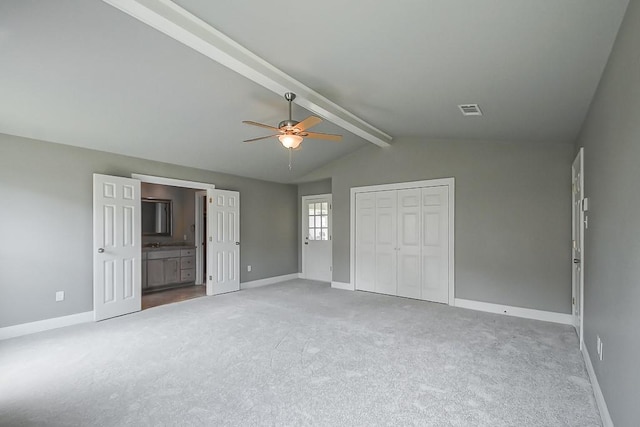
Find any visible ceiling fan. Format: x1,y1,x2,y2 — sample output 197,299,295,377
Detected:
242,92,342,150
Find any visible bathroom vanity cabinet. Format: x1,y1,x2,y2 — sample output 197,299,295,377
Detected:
143,247,196,291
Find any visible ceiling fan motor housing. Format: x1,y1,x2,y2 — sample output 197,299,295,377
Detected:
278,119,300,131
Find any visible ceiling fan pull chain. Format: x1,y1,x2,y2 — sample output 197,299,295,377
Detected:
289,148,293,170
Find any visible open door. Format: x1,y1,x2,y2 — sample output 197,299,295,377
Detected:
93,174,141,321
572,148,585,348
206,189,240,295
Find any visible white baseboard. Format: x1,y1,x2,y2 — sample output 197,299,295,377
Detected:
582,345,613,427
331,281,354,291
454,298,573,325
0,311,93,341
240,273,300,290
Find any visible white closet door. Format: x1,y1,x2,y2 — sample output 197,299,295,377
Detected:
421,186,449,303
375,191,397,295
397,188,422,299
355,193,376,292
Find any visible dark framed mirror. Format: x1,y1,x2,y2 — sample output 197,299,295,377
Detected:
142,198,172,236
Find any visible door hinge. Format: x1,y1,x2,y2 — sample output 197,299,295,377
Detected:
581,198,589,212
209,197,212,203
209,275,212,280
572,297,575,305
209,236,213,242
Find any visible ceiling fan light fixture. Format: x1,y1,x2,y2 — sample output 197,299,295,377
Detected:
279,134,303,149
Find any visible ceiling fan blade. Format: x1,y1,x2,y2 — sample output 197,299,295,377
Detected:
242,120,281,132
243,135,278,143
294,116,322,132
302,131,342,142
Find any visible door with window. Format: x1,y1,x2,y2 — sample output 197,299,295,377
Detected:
302,195,332,282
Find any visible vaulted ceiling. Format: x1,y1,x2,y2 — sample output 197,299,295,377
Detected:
0,0,629,183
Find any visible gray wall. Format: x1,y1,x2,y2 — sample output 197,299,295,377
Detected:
141,183,196,245
301,138,573,313
0,133,298,328
574,0,638,424
297,179,332,272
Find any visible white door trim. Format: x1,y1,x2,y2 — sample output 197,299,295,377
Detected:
301,194,332,280
194,190,207,285
132,174,216,293
349,178,455,305
131,173,215,190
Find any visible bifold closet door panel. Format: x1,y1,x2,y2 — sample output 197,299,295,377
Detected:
374,191,397,296
355,192,376,292
397,188,422,299
421,186,449,304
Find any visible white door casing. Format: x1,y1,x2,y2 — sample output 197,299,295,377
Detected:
194,190,207,285
208,189,240,295
352,178,455,305
301,195,332,282
93,174,141,321
572,148,585,348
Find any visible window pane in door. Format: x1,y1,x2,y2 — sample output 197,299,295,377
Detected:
315,229,322,240
309,229,315,240
321,202,328,214
321,216,328,227
321,230,327,240
315,203,321,215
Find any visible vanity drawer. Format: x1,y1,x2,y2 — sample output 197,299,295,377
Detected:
181,249,195,257
181,268,195,282
181,256,195,269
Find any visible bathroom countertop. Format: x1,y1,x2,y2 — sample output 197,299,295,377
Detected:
142,244,196,252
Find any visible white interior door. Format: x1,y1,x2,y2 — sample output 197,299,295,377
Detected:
93,174,141,321
355,193,376,292
375,191,397,295
397,189,422,299
421,186,449,304
572,148,585,347
207,189,240,295
302,195,332,282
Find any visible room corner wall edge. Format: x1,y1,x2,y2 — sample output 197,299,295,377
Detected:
582,344,614,426
454,298,573,325
0,311,94,341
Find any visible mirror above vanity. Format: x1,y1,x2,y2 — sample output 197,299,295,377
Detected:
141,198,172,236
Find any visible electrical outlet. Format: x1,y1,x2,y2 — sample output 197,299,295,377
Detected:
247,265,252,272
55,291,65,302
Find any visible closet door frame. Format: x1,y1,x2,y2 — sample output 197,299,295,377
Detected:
350,178,455,305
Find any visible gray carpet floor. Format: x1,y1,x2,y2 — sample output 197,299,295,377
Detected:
0,280,600,426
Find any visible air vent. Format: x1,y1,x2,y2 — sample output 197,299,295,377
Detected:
458,104,482,116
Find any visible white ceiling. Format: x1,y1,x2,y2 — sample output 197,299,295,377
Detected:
0,0,629,183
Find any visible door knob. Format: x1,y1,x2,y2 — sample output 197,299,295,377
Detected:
98,248,105,253
235,242,240,245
